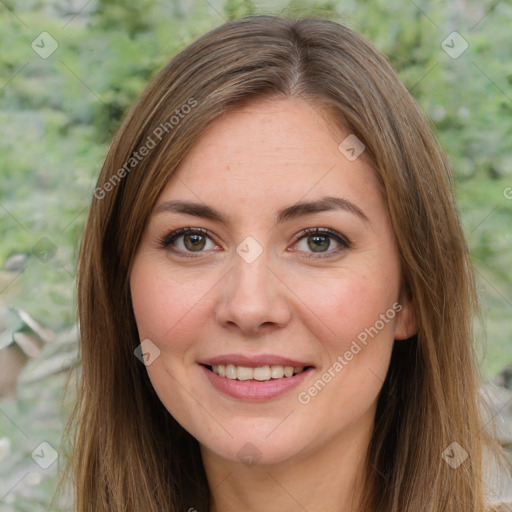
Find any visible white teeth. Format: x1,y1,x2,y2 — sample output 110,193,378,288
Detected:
253,366,271,381
226,364,237,379
270,365,284,379
237,366,254,381
210,364,306,381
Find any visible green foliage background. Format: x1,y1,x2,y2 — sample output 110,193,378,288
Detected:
0,0,510,510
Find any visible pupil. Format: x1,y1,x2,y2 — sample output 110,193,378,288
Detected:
309,235,329,252
185,234,205,250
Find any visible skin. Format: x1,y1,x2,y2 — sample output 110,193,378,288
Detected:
130,97,417,512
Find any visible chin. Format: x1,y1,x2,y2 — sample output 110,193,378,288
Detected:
201,435,303,467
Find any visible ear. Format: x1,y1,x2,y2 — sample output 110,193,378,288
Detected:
393,288,418,340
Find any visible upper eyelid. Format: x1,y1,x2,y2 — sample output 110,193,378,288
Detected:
160,227,215,247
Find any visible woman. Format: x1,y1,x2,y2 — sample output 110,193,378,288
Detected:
62,14,511,512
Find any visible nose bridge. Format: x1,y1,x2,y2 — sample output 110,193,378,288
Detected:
231,247,271,296
229,241,275,307
216,237,290,333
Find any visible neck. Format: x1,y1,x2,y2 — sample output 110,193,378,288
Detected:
201,416,373,512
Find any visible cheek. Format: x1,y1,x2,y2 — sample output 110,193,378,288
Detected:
292,266,399,350
292,272,398,422
130,267,168,342
130,260,202,352
129,260,207,426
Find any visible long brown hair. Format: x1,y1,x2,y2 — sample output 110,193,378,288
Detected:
60,15,508,511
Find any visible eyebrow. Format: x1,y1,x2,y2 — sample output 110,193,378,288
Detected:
154,196,369,225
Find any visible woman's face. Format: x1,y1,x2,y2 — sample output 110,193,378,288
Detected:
130,97,416,467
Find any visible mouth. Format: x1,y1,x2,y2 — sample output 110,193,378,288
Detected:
201,364,314,381
198,355,317,400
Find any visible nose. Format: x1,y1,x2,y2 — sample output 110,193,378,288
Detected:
214,248,292,336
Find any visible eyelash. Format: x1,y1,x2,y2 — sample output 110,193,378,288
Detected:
158,227,351,260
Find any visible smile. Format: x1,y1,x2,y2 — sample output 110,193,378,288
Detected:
201,363,315,401
209,364,307,381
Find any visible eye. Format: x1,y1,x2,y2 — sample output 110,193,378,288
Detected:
159,226,350,259
292,228,350,259
159,227,219,257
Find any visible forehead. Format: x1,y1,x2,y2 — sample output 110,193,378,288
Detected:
158,97,380,215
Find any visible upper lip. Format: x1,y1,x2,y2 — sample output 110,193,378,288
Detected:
199,354,314,368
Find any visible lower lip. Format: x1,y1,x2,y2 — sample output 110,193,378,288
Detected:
201,365,314,401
